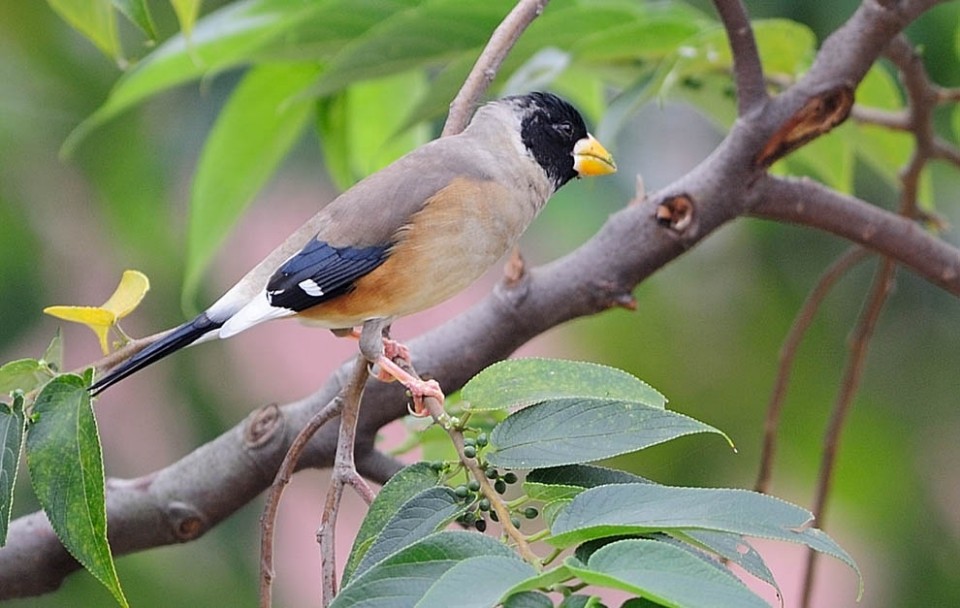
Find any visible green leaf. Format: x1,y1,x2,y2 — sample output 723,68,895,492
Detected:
26,375,127,607
182,62,319,310
317,71,430,190
503,591,554,608
571,12,706,62
488,398,728,469
566,539,769,608
416,555,537,608
0,394,26,546
47,0,122,61
952,105,960,144
548,483,861,593
527,464,653,489
353,487,467,580
0,359,52,395
852,64,908,189
462,358,666,412
674,530,778,594
311,0,514,96
63,0,343,153
343,462,441,584
42,329,64,374
112,0,157,39
332,531,515,608
170,0,201,37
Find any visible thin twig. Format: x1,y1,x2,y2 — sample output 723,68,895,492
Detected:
259,395,344,608
319,354,373,607
754,247,872,494
800,34,933,607
850,105,910,130
712,0,767,115
799,257,896,608
933,138,960,168
418,395,540,565
442,0,550,137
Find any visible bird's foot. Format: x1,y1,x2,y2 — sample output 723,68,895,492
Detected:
374,355,444,417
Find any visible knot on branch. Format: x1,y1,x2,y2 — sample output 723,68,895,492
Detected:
755,86,854,167
244,403,283,449
655,194,695,233
167,502,207,541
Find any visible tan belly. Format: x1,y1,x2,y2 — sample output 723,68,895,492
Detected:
297,177,538,328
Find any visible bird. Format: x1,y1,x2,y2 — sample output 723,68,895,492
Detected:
89,91,617,410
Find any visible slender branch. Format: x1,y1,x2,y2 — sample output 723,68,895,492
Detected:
850,105,910,130
800,257,896,608
933,137,960,168
442,0,550,136
712,0,768,114
259,395,344,608
754,247,872,494
318,355,373,607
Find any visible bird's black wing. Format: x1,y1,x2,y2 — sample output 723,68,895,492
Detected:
265,239,391,312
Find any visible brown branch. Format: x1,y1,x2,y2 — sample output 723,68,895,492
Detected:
442,0,550,137
933,137,960,168
258,392,344,608
3,0,958,600
712,0,767,114
800,257,897,608
850,105,910,130
754,247,872,495
750,176,960,295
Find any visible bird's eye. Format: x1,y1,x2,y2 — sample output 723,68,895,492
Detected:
553,122,574,138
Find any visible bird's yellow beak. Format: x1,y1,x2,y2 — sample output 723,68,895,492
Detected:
573,134,617,176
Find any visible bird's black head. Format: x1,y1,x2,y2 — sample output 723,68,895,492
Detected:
509,92,590,190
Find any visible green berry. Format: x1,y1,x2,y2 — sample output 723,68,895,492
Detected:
454,485,469,498
489,510,499,522
475,519,487,532
524,507,539,519
485,467,499,479
503,472,518,484
463,437,476,447
476,433,488,447
511,517,522,529
478,498,491,511
494,479,507,494
467,480,481,492
429,461,445,472
463,512,477,524
463,445,477,459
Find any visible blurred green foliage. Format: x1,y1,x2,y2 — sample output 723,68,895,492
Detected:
1,0,959,606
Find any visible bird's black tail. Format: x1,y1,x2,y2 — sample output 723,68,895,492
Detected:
89,313,224,395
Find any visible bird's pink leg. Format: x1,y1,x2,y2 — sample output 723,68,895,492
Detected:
344,325,443,416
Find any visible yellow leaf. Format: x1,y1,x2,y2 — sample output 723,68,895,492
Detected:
44,270,151,354
102,270,150,318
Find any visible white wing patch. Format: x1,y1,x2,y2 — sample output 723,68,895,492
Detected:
219,292,294,338
298,279,324,297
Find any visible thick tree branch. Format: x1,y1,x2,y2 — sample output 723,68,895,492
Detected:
2,0,958,599
750,176,960,295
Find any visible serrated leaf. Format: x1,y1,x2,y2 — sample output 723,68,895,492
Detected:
488,398,728,469
566,539,769,608
462,358,665,412
353,487,467,580
503,562,574,596
0,394,26,546
182,63,319,310
112,0,157,39
332,531,515,608
26,375,127,607
548,483,860,594
42,329,64,374
673,530,778,594
416,555,536,608
343,462,441,584
0,359,52,395
48,0,122,61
